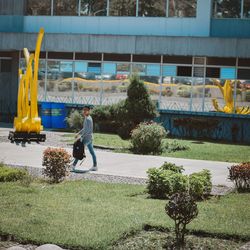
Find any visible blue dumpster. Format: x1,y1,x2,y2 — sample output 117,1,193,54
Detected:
41,102,52,129
51,103,66,129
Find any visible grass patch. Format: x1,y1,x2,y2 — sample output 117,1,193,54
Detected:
62,133,250,162
0,181,250,249
161,139,250,163
62,133,131,149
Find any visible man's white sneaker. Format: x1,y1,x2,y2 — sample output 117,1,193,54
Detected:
89,166,98,171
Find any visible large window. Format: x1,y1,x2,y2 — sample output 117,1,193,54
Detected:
74,61,103,105
102,62,130,105
46,61,73,103
25,0,200,17
132,63,161,102
109,0,136,16
168,0,197,17
213,0,241,18
26,0,52,15
53,0,78,16
138,0,166,17
80,0,107,16
243,0,250,18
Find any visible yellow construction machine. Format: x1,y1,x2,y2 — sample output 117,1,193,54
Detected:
9,28,46,142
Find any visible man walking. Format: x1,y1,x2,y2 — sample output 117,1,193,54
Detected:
71,105,97,171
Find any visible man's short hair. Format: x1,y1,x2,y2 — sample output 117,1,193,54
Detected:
83,105,91,110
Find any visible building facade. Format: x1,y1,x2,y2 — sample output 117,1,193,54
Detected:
0,0,250,142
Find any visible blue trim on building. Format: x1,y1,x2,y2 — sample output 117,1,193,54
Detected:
211,19,250,38
0,15,24,32
22,16,210,37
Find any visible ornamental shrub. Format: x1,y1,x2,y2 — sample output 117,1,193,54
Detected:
189,169,212,200
124,75,157,126
91,105,111,122
147,162,212,200
42,148,71,183
147,168,188,199
166,192,198,247
0,163,28,182
161,162,184,173
91,75,157,138
131,122,167,154
228,162,250,192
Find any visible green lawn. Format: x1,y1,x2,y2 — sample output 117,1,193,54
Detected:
62,132,131,149
0,181,249,249
62,133,250,163
161,139,250,163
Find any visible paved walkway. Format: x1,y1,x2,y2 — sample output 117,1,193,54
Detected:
0,141,234,186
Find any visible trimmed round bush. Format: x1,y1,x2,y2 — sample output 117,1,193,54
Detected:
131,122,167,154
189,169,212,200
147,162,212,200
228,162,250,192
42,148,71,183
147,168,188,199
161,162,184,173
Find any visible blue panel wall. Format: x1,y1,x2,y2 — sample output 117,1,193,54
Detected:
157,110,250,144
0,15,24,32
211,19,250,38
23,16,210,37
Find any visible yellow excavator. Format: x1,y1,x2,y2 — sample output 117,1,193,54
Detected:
8,28,46,142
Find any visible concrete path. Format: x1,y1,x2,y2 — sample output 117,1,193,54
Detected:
0,142,233,186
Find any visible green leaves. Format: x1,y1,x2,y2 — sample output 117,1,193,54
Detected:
228,162,250,192
147,163,212,200
131,122,167,154
42,148,71,183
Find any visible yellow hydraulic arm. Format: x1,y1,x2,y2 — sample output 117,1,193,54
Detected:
14,28,45,134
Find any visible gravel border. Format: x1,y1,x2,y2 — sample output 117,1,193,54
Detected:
6,164,233,195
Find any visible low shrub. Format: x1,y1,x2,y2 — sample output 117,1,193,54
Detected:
147,163,212,200
42,148,71,183
58,82,71,92
0,164,28,182
91,101,126,134
147,168,188,199
164,140,190,153
161,162,184,173
91,105,112,122
165,192,198,247
177,86,192,98
189,170,212,200
228,162,250,192
66,110,84,130
131,122,167,154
